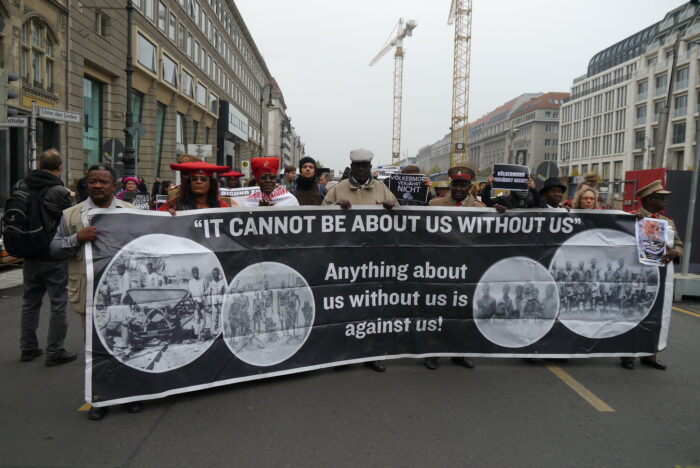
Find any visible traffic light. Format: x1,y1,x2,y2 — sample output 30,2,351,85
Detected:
0,69,19,124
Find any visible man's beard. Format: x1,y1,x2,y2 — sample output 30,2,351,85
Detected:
297,175,315,189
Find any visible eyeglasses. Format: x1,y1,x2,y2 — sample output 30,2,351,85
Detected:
257,174,277,181
190,176,211,182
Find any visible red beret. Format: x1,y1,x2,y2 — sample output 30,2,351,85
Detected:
221,171,244,178
251,157,280,179
170,161,230,176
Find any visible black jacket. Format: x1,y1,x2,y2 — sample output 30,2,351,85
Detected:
15,170,74,260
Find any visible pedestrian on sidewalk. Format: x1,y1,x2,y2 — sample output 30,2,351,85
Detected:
12,149,76,366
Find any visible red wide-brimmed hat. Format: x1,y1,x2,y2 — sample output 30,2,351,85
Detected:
251,157,279,179
221,171,244,178
170,161,230,176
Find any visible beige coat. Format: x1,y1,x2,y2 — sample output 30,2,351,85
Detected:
428,194,485,207
322,178,398,206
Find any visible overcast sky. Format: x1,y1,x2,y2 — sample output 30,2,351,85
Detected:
236,0,682,173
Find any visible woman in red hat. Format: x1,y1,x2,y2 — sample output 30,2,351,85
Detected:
159,161,231,214
220,171,244,189
116,176,141,200
242,157,299,207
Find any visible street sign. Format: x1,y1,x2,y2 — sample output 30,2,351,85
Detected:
38,106,81,123
241,160,251,178
0,116,28,128
102,138,125,164
126,122,146,139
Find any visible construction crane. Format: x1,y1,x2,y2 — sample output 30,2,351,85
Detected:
448,0,473,167
369,18,417,165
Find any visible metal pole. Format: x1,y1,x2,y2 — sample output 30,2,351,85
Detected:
29,101,37,170
124,0,135,176
681,119,700,275
65,0,72,184
258,91,263,157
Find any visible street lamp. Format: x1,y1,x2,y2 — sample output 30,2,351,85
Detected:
258,83,274,157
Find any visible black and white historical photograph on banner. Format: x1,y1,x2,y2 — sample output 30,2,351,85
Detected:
549,229,660,339
93,234,226,373
222,261,315,367
473,257,559,348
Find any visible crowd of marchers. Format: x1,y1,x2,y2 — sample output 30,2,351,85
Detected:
3,146,684,421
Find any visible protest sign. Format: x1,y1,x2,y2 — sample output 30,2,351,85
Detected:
120,192,150,210
220,187,261,206
85,207,672,406
492,164,530,192
636,218,668,266
389,173,429,204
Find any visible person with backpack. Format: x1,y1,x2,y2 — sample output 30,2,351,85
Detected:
2,149,76,366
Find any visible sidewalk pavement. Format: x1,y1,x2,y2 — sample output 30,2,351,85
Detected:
0,266,23,290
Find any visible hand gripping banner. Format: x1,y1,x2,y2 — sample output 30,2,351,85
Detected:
85,207,673,406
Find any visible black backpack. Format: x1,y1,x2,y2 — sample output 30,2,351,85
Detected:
1,184,54,258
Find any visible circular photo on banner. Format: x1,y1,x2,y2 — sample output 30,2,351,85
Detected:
549,228,659,339
222,262,315,367
474,257,559,348
93,234,225,373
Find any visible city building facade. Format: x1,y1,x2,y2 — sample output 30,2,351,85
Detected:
559,3,699,191
415,92,566,177
1,0,302,207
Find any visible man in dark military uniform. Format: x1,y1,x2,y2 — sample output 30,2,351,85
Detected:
621,180,683,371
425,166,484,370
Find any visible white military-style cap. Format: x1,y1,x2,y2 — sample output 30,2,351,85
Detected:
349,148,374,163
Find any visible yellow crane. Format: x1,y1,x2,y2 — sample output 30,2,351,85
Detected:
448,0,473,167
369,18,417,165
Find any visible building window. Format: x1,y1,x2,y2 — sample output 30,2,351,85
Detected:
634,154,644,170
637,81,648,101
602,162,611,180
636,105,646,126
613,161,623,181
544,139,558,147
675,67,689,90
83,77,102,168
187,32,193,57
672,151,684,170
178,22,185,49
144,0,155,21
20,18,55,92
655,74,667,96
130,90,144,152
209,93,218,114
674,94,687,117
196,82,207,106
95,11,108,37
634,130,646,150
182,69,194,97
591,163,599,174
158,1,167,31
169,13,177,41
155,103,166,177
176,112,186,147
672,122,686,144
162,53,178,87
137,33,157,72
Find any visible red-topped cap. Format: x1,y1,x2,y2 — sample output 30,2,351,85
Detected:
221,171,244,178
251,157,279,179
170,161,230,176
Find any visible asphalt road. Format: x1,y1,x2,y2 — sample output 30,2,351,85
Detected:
1,285,698,468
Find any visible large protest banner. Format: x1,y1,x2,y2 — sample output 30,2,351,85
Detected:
85,207,673,406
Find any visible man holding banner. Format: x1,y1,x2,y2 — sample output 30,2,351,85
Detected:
428,166,484,208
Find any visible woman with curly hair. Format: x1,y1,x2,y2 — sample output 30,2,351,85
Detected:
572,187,599,210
